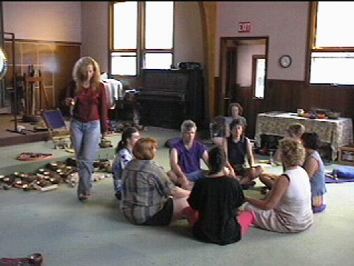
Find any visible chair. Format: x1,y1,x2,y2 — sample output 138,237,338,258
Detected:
41,109,71,149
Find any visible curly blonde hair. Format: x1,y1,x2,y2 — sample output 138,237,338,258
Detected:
279,137,305,168
72,56,101,94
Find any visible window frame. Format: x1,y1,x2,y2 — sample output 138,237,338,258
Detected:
251,55,266,99
308,2,354,86
109,1,175,78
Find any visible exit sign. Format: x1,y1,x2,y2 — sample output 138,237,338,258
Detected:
238,22,251,33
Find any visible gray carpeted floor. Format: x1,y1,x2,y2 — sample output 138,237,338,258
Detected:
1,126,354,266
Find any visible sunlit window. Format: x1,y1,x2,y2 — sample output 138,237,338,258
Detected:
110,1,174,76
310,2,354,85
254,58,266,98
111,52,137,76
144,53,173,69
113,2,137,50
145,2,174,49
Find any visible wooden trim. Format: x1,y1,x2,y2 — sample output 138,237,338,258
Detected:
108,2,113,76
4,38,81,46
305,2,313,85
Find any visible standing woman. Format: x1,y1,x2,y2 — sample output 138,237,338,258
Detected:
66,56,108,201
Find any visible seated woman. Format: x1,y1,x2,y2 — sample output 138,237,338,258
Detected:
273,123,305,163
243,138,314,233
112,127,140,200
301,132,327,213
225,102,247,138
184,146,254,245
260,123,305,189
120,137,191,226
209,115,227,147
226,118,263,187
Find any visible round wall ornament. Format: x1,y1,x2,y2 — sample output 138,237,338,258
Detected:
279,54,292,68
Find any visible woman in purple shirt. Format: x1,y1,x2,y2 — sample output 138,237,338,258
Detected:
168,120,208,190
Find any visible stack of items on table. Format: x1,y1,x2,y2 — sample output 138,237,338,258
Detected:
0,158,112,192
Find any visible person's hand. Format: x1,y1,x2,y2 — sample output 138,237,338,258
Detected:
252,165,263,177
181,179,193,191
224,166,236,178
65,97,75,106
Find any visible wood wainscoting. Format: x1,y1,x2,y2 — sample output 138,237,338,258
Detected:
4,38,81,110
213,77,354,140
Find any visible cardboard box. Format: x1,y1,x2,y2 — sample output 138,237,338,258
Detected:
338,145,354,165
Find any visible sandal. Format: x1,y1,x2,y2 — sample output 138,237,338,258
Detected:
78,193,90,201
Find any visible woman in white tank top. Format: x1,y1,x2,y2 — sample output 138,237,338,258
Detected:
243,138,313,233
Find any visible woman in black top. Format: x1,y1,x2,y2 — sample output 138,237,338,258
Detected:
226,118,263,188
186,146,254,245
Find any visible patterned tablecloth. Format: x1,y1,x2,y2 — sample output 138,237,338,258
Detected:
255,112,353,160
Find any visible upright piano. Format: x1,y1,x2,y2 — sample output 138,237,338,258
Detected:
136,68,205,129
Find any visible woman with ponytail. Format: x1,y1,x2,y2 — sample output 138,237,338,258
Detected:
184,146,254,245
112,127,140,200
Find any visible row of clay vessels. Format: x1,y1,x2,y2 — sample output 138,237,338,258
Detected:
0,158,112,191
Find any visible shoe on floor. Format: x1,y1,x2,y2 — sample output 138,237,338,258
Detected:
312,204,326,213
115,191,122,200
78,193,90,201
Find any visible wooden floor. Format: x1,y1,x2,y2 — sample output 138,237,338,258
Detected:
0,113,49,147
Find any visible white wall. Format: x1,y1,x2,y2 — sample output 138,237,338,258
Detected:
3,2,309,81
174,2,204,67
81,2,109,73
217,1,309,81
3,1,81,42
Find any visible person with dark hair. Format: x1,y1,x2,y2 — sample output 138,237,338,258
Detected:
120,137,191,226
226,118,263,188
112,127,140,200
301,132,327,213
184,146,254,245
225,102,247,137
209,115,227,147
65,56,108,201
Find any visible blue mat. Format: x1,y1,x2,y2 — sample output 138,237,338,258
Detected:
325,174,354,183
325,166,354,183
325,176,354,183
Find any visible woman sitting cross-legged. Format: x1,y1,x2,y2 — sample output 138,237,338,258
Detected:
183,146,255,245
120,137,191,226
226,118,263,188
243,137,314,233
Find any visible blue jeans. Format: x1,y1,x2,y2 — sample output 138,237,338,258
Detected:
186,170,205,182
70,119,101,197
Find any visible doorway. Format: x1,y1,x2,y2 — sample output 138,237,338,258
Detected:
219,37,268,138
